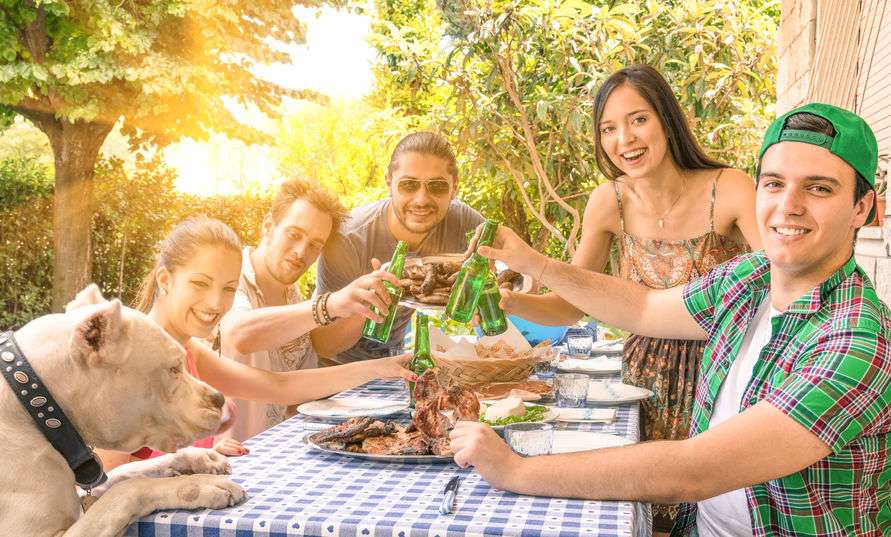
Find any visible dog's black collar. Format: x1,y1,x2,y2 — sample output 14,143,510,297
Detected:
0,331,106,489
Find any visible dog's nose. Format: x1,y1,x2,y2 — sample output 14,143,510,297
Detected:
206,389,225,410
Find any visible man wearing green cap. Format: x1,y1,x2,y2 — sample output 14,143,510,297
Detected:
449,103,889,537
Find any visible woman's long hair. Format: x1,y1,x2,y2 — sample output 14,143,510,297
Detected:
593,64,726,180
135,216,242,313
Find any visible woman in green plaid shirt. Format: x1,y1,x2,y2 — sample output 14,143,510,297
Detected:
450,103,889,537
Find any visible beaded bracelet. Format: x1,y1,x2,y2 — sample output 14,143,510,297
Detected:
320,291,334,325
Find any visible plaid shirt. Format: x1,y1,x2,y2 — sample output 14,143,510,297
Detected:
671,251,891,536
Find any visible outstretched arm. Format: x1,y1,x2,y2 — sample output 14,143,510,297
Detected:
475,224,706,340
451,401,830,503
190,339,411,405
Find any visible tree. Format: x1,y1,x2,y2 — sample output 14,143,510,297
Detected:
0,0,321,309
369,0,778,258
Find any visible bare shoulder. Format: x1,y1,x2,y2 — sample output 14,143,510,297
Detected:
717,167,756,193
583,180,621,234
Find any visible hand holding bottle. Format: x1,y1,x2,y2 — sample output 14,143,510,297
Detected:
466,223,548,281
327,261,400,322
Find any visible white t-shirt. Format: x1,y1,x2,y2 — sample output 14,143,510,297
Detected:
697,295,779,537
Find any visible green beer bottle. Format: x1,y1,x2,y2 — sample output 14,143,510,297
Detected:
408,312,435,408
445,220,498,324
362,241,407,343
477,273,507,336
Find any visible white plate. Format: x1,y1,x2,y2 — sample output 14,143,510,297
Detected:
552,407,617,423
587,381,653,404
551,431,633,453
557,356,622,374
297,398,408,419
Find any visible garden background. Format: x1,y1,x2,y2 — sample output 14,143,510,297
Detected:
0,0,778,329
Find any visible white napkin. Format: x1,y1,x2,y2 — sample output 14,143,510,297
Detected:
550,431,633,453
297,398,407,418
587,381,653,402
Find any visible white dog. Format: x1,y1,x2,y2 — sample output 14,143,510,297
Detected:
0,285,246,537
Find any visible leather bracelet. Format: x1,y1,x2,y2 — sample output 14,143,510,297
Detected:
311,294,323,326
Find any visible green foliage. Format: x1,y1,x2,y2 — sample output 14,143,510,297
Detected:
368,0,779,258
276,101,405,209
0,154,279,329
0,0,323,147
0,157,54,328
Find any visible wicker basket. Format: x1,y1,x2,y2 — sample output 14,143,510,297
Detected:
433,343,554,387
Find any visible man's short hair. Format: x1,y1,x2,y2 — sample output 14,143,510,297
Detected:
757,112,872,204
270,177,349,231
386,132,459,182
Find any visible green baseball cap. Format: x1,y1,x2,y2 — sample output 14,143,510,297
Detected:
758,102,879,223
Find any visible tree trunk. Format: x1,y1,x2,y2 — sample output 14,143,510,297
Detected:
46,121,113,311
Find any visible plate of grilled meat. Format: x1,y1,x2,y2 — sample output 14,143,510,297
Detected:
396,255,525,310
304,370,480,463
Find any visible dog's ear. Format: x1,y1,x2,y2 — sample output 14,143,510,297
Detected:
70,299,125,366
65,284,107,313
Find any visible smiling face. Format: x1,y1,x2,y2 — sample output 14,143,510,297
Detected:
598,83,673,178
386,151,456,235
757,141,873,283
260,199,333,286
157,245,241,342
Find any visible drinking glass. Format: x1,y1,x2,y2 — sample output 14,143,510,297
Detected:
564,327,593,357
504,422,554,456
533,352,559,381
555,373,589,407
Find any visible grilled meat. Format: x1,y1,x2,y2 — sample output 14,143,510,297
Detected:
413,399,451,438
312,416,394,444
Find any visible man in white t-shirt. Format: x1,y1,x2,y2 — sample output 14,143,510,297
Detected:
449,104,891,537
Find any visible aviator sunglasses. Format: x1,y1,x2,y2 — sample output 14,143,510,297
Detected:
396,178,452,197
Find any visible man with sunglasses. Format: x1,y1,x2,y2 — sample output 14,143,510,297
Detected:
312,131,484,364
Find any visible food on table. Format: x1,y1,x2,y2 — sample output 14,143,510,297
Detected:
471,380,554,401
309,369,480,457
311,416,395,448
479,402,549,427
398,256,522,306
482,396,526,421
363,240,408,343
399,260,462,305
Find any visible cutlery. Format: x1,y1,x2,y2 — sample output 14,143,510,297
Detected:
439,476,460,515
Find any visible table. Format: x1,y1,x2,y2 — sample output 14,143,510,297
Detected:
126,379,651,537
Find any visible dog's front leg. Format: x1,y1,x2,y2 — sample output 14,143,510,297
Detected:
88,447,232,499
63,474,245,537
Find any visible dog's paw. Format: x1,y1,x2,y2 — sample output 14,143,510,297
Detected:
174,474,246,510
170,446,231,475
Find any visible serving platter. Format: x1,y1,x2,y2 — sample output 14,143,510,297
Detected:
303,432,454,464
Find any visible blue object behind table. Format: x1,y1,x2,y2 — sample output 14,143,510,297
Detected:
507,315,569,346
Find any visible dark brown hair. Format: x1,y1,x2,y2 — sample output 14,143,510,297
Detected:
134,216,242,313
270,177,349,231
386,131,459,182
763,112,871,202
593,64,726,180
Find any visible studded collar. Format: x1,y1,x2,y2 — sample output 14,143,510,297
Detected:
0,331,106,489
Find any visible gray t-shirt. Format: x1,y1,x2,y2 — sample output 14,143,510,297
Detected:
316,198,484,364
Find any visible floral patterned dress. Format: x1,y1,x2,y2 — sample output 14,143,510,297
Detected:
609,170,748,529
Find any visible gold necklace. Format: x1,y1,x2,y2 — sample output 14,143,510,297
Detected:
635,176,686,229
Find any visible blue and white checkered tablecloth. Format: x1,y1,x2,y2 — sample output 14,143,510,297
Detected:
126,379,650,537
